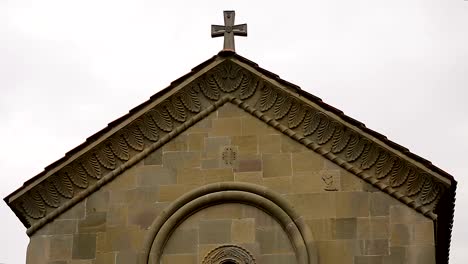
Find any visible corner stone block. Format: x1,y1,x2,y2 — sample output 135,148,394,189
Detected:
72,234,96,259
390,205,428,224
49,235,73,260
27,236,50,264
406,245,436,264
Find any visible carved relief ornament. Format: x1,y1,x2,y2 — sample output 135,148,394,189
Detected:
8,58,449,235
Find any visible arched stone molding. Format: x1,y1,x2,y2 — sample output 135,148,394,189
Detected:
143,182,317,264
202,245,255,264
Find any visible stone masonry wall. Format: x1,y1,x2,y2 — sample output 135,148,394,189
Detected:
26,103,435,264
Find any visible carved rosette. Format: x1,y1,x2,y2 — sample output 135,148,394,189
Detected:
11,60,447,232
202,245,255,264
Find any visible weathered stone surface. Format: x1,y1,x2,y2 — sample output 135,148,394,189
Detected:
144,148,162,165
27,103,437,264
72,234,96,259
78,212,107,233
49,235,72,260
199,219,232,244
231,218,255,243
332,218,357,239
263,153,292,177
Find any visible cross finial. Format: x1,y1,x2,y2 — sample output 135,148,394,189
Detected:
211,11,247,52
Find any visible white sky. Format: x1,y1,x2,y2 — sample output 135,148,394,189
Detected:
1,0,467,263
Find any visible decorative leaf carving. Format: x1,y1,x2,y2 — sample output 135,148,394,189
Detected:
163,97,186,122
407,172,425,196
217,63,243,92
240,77,259,99
346,137,370,162
202,76,221,100
21,190,46,219
63,164,88,189
331,127,350,154
178,87,201,113
273,93,292,120
50,174,74,198
420,179,441,205
136,115,159,142
259,85,277,111
360,144,380,169
388,161,408,188
375,152,395,179
122,126,144,151
36,181,59,208
107,137,129,161
80,155,102,179
288,102,307,128
94,145,116,170
149,108,172,132
303,111,327,136
317,120,338,145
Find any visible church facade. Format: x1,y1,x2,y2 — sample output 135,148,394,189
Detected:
5,52,456,264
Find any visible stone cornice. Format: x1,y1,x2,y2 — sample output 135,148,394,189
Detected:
5,57,451,236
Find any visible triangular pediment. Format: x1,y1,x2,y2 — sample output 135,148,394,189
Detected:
4,52,455,262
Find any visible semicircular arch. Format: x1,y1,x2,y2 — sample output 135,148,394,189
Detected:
142,182,317,264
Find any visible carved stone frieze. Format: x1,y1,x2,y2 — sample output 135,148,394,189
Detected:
10,59,447,234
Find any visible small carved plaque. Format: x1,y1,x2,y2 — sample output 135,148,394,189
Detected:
222,147,237,166
322,173,338,191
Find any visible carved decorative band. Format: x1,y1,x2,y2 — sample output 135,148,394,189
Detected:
13,60,446,233
202,245,255,264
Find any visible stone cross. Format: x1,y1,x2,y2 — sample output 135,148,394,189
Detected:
211,11,247,52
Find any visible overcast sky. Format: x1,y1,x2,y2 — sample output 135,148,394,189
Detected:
1,0,467,263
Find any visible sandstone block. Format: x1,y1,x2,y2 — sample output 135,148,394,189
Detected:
263,153,292,177
72,234,96,259
211,118,242,136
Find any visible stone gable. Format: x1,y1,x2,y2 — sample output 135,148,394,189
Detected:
26,103,436,264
